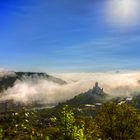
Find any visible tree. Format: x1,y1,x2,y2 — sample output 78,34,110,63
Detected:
59,105,87,140
59,105,75,140
95,102,140,140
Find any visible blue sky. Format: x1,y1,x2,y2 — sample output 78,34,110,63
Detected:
0,0,140,73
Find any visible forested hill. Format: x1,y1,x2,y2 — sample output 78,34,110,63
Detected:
0,72,66,92
64,82,108,107
51,82,108,113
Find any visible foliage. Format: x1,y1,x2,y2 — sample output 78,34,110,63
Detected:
95,102,140,140
0,128,3,139
59,105,75,140
72,125,86,140
75,116,99,140
0,102,140,140
0,110,48,139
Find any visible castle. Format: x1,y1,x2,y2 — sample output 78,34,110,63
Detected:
92,82,103,95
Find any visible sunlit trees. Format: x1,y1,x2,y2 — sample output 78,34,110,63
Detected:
1,102,140,140
75,116,100,140
59,105,87,140
59,105,75,140
95,102,140,140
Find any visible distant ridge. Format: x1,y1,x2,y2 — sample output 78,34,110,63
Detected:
0,71,67,92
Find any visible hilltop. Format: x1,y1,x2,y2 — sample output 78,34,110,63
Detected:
0,71,66,92
64,82,108,107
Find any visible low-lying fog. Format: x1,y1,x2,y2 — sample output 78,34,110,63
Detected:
0,70,140,105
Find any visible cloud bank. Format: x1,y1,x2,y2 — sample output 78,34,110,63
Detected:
0,69,15,77
0,70,140,105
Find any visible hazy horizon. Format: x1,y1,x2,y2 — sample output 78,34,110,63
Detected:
0,69,140,105
1,0,140,104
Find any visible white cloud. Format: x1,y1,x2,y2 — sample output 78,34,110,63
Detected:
55,71,140,97
0,71,140,105
0,68,15,77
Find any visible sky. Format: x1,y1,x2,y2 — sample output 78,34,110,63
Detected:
0,0,140,73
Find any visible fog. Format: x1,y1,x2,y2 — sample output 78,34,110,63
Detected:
0,70,140,105
55,71,140,97
0,69,15,77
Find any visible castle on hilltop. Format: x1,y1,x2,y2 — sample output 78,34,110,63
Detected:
92,82,103,95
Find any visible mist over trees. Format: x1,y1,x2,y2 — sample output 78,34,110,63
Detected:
1,71,140,139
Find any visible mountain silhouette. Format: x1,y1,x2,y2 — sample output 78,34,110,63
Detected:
0,71,66,92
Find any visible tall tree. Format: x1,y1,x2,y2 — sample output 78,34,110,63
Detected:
95,102,140,140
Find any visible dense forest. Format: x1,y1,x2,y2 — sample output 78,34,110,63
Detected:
0,102,140,140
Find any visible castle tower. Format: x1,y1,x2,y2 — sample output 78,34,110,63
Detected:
92,82,103,95
95,82,98,88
